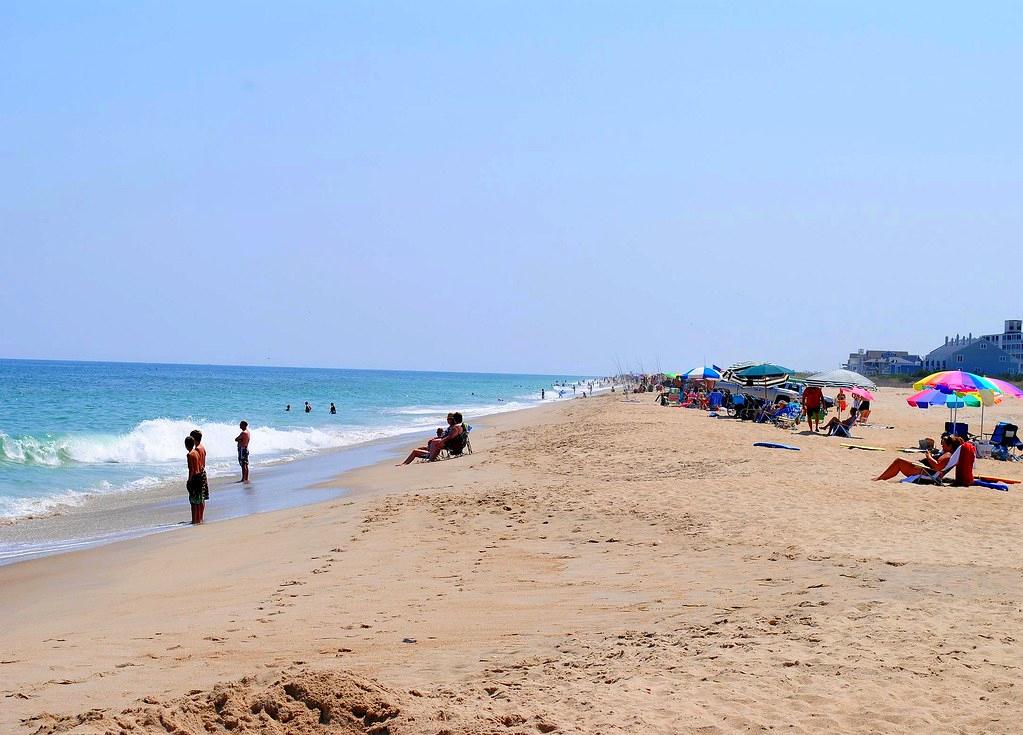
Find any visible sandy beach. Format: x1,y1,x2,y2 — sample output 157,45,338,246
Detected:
2,389,1021,734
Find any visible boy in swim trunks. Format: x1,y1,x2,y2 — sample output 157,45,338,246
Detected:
185,436,205,524
189,429,209,500
235,420,250,483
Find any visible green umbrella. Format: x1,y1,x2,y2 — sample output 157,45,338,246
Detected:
737,363,794,378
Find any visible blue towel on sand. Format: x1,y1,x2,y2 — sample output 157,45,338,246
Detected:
753,442,800,451
901,475,1008,491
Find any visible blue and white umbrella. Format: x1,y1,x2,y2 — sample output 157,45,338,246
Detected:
683,366,723,381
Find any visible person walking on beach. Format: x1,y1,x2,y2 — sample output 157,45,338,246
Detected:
235,421,250,482
184,436,205,524
836,389,848,418
801,384,824,432
189,429,210,501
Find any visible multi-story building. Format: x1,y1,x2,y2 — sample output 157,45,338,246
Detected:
923,334,1020,376
980,319,1023,365
845,349,923,376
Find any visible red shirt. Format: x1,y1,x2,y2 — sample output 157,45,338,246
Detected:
802,386,823,408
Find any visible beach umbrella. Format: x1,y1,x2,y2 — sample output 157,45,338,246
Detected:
683,366,723,381
906,387,1002,433
731,362,793,402
736,362,794,379
907,389,978,409
849,387,875,401
804,368,878,391
912,371,1021,435
986,377,1023,398
913,370,997,394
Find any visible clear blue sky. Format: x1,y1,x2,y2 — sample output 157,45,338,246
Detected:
2,2,1020,375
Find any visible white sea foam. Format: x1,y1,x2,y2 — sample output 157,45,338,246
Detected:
0,392,574,521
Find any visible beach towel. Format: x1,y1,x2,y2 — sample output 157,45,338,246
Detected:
753,442,800,451
976,474,1020,485
972,479,1009,492
900,475,1008,491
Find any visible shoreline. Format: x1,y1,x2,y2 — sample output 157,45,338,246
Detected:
4,388,1019,734
0,394,596,567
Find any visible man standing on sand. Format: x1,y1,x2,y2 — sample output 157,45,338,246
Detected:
184,436,205,524
801,384,824,432
235,420,250,482
189,429,209,501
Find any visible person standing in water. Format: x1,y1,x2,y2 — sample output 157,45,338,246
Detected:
541,388,545,400
235,421,250,482
330,402,337,414
184,436,205,524
189,429,209,501
305,401,312,413
285,404,291,412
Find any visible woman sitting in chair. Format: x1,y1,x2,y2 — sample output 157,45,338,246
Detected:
873,434,955,482
400,413,463,465
820,407,858,436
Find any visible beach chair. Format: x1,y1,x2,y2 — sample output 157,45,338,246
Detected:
772,403,802,429
945,422,970,440
827,422,853,438
443,424,473,458
990,422,1021,461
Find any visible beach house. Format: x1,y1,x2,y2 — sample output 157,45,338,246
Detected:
923,335,1020,376
980,319,1023,366
845,349,923,376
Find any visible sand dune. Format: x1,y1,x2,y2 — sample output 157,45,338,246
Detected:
2,389,1021,734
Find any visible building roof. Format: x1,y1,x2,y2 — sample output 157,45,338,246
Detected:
925,337,1013,361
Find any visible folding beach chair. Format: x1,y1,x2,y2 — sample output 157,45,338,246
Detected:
990,422,1021,462
828,422,853,438
945,422,970,440
443,424,473,458
772,403,802,429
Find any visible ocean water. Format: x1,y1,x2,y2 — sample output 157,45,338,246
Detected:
0,360,596,520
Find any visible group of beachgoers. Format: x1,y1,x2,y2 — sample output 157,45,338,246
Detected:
183,421,250,525
656,377,874,437
399,411,469,466
285,402,336,414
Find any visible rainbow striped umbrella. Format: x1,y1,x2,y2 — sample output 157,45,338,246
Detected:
907,388,989,409
986,377,1023,398
913,370,997,394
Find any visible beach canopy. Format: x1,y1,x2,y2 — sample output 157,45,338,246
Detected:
683,366,723,381
804,369,878,391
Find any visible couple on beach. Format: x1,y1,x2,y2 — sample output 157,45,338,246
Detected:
400,411,466,465
184,422,251,524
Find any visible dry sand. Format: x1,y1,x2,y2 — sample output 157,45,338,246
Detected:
1,389,1021,734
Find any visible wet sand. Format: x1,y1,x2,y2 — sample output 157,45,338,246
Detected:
1,389,1021,734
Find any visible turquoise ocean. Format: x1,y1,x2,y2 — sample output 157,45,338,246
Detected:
0,360,596,522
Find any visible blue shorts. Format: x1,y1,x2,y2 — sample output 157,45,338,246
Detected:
237,446,249,466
